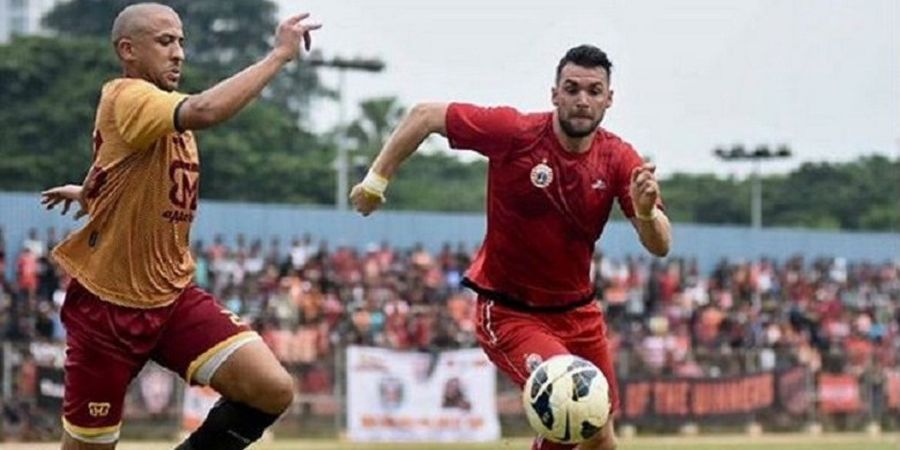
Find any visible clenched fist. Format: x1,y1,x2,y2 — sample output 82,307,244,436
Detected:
629,162,660,218
349,183,385,216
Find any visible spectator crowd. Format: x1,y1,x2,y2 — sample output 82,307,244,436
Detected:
1,226,898,398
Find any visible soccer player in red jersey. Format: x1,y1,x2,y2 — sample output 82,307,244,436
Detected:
39,3,320,449
350,45,672,450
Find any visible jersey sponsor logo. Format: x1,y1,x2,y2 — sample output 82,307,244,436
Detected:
530,161,554,188
168,160,200,211
164,159,200,223
88,402,111,417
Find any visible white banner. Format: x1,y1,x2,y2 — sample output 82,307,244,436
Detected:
347,346,500,442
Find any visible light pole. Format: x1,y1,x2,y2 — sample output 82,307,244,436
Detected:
713,144,792,229
306,51,385,210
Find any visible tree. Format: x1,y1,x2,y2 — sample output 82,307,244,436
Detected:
42,0,325,121
341,96,487,212
766,155,899,230
0,0,334,203
4,1,897,228
44,0,275,73
659,155,899,231
0,37,119,188
346,97,406,155
389,152,487,212
0,35,332,202
659,174,748,225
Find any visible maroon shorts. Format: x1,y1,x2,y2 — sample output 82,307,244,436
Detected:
475,296,620,412
60,279,256,443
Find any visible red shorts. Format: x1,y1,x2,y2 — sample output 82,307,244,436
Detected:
475,296,620,413
60,279,257,443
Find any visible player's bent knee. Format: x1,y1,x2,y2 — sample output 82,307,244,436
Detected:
210,340,294,414
236,365,294,415
260,367,295,413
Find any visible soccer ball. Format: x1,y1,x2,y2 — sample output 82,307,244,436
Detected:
522,354,611,444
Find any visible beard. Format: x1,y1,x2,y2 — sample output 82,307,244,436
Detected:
558,115,602,138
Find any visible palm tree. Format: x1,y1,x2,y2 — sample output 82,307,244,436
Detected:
345,96,406,156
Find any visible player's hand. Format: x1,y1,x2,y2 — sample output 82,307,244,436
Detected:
350,183,385,216
629,163,659,217
272,12,322,62
41,184,88,219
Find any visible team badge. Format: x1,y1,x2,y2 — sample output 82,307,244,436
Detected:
530,161,554,188
88,402,111,417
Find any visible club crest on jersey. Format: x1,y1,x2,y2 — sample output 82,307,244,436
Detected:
88,402,111,417
530,161,554,188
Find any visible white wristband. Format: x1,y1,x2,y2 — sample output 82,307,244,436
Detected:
635,206,659,222
360,170,389,201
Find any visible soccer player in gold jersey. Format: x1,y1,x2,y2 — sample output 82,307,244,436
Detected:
39,3,320,449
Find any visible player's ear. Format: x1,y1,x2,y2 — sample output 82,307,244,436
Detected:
607,89,614,108
551,86,560,107
116,38,137,62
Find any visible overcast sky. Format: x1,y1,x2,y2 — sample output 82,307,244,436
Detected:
276,0,898,177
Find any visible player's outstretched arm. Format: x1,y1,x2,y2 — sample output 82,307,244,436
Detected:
40,162,102,219
41,184,87,219
176,13,321,131
349,102,448,216
628,163,672,256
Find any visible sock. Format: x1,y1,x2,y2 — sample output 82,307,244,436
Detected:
177,399,281,450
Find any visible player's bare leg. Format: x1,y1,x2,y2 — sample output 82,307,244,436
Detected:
208,340,294,414
578,417,617,450
175,340,293,450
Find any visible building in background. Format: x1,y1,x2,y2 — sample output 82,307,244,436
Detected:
0,0,64,43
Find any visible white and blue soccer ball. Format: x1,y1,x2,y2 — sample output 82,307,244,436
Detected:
522,354,611,444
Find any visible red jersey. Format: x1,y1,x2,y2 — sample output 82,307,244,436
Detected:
446,103,647,309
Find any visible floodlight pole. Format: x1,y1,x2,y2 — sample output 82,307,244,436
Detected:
713,145,792,229
751,159,762,229
306,52,385,210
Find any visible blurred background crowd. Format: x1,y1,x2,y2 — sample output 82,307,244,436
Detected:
3,226,898,391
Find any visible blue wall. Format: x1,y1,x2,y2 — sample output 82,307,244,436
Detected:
1,191,897,280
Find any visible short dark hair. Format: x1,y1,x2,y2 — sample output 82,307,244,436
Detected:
556,45,613,83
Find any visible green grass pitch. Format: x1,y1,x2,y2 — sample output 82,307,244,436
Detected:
3,434,898,450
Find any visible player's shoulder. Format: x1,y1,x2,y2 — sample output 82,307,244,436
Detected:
103,77,152,91
521,110,553,130
595,127,638,155
450,103,549,137
101,77,161,100
480,109,551,148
